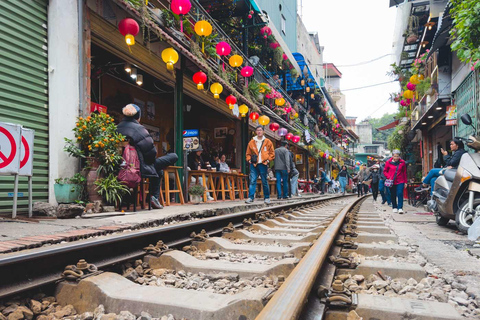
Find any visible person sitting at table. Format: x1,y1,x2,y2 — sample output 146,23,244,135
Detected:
187,145,214,201
218,154,230,173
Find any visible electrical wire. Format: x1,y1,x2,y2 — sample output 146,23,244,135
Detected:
335,54,394,67
341,80,397,92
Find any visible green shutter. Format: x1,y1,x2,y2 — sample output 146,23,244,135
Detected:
455,71,479,152
0,0,49,214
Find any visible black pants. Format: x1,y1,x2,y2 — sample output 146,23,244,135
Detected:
364,184,369,194
357,183,364,196
371,182,379,201
149,153,179,199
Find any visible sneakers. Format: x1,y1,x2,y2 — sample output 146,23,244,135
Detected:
392,208,398,213
398,208,404,214
264,198,271,204
245,198,254,204
207,196,214,201
150,196,163,209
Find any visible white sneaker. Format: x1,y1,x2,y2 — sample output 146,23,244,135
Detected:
392,208,398,213
207,196,214,201
398,208,404,214
264,198,271,204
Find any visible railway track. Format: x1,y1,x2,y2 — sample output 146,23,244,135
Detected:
0,195,467,320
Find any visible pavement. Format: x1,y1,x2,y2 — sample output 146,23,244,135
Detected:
0,193,327,253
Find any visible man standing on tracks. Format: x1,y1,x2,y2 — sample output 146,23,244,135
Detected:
245,126,275,204
274,141,291,199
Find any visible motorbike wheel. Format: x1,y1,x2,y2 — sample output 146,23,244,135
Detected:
455,198,480,234
435,215,449,226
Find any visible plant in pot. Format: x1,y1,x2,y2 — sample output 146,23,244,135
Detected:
189,184,205,204
64,112,125,203
94,173,130,207
405,16,419,44
54,173,86,203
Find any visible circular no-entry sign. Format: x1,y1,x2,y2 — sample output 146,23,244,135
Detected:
20,136,30,168
0,126,17,169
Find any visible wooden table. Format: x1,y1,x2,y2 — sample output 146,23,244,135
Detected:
188,171,248,202
189,170,217,202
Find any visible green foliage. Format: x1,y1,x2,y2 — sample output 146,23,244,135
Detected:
248,79,261,100
54,173,86,185
388,125,407,151
94,174,130,206
450,0,480,68
416,77,432,98
188,184,206,196
367,113,396,142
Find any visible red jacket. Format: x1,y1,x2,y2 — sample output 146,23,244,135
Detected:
383,158,407,185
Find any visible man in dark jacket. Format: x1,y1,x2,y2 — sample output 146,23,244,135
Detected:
117,104,178,209
274,141,291,199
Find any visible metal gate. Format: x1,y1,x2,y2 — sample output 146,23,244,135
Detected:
0,0,49,213
455,70,479,144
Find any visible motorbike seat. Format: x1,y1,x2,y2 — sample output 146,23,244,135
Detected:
443,169,457,182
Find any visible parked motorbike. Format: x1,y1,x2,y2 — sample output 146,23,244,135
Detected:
427,114,480,233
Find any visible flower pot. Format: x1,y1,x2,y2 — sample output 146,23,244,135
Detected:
190,194,202,204
86,157,102,202
406,35,418,44
54,184,82,203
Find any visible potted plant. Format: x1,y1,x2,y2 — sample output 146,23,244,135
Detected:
189,184,205,204
64,112,125,202
94,174,130,206
405,16,419,44
54,173,86,203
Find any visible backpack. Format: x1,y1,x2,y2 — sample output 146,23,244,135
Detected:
118,145,141,188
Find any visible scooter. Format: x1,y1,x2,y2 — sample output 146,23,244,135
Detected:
427,114,480,233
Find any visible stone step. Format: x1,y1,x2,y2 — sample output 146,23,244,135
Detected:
56,273,269,320
336,260,426,281
249,224,324,235
224,230,316,245
356,225,392,234
146,250,296,278
194,237,310,259
355,233,398,243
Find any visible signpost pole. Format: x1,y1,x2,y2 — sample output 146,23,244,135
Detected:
28,176,33,217
184,150,189,202
12,174,19,219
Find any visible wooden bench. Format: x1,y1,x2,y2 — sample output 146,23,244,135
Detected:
188,170,217,202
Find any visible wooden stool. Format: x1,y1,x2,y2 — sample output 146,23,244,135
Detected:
240,174,249,199
161,166,185,206
189,170,217,202
213,172,229,200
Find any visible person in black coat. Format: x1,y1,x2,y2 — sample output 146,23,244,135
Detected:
365,164,381,201
117,104,178,209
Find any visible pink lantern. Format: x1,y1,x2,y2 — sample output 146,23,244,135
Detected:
241,66,253,86
278,128,288,137
171,0,191,33
284,106,292,113
282,53,288,61
285,133,294,141
406,98,412,104
400,100,408,106
269,42,280,49
260,26,272,39
336,124,340,128
292,135,301,143
216,41,231,56
406,82,416,91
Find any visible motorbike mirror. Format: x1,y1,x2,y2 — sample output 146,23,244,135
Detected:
461,114,472,125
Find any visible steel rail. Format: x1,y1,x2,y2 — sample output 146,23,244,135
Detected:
255,195,365,320
0,195,350,300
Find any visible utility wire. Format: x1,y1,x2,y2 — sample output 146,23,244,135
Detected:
336,54,394,67
341,80,397,92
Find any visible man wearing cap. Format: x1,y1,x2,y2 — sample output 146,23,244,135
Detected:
274,141,291,199
245,126,275,204
117,104,178,209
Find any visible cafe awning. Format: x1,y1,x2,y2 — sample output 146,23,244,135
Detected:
426,2,453,60
377,120,400,131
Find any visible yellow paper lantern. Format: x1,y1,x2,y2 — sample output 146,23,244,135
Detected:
275,98,286,106
334,118,338,124
409,75,419,85
161,48,179,71
258,115,270,126
320,151,325,157
403,90,414,99
210,82,223,98
418,74,424,81
229,55,243,68
238,104,249,117
194,20,212,53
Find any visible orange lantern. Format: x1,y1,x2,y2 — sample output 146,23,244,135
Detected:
258,115,270,126
194,20,212,53
239,104,249,117
275,97,286,106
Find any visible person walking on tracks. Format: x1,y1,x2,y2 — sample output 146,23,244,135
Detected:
337,165,352,195
117,104,178,209
383,149,407,214
354,164,368,197
245,126,275,204
365,164,381,201
274,141,291,199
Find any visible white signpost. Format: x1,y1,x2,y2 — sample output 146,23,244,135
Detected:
0,122,35,218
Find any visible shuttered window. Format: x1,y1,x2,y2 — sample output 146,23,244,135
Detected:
0,0,49,213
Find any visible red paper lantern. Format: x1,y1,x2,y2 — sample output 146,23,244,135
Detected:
285,133,293,141
269,42,280,49
407,82,416,91
192,71,207,90
118,18,140,46
284,106,292,113
249,112,259,121
260,26,272,39
216,41,231,56
292,135,301,143
400,100,408,106
226,95,237,110
283,53,288,61
241,66,253,77
269,122,280,132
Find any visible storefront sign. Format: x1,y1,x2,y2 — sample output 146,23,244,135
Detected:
446,105,457,126
90,102,107,114
183,129,199,137
183,137,199,150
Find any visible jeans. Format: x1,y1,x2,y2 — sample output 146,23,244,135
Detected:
357,183,364,196
319,180,326,194
371,182,379,201
390,183,405,209
379,179,391,204
423,168,442,195
291,172,299,195
248,163,269,200
149,153,179,199
275,170,289,198
339,177,347,193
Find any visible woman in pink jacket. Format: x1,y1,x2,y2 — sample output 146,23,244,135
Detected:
383,149,407,214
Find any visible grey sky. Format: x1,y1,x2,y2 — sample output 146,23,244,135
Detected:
300,0,400,121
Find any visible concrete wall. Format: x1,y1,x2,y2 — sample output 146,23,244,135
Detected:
256,0,297,52
355,123,373,145
48,0,80,204
296,14,323,86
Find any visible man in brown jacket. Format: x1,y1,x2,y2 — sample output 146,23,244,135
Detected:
245,126,275,204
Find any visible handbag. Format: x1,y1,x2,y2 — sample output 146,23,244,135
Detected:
384,165,399,188
250,140,265,164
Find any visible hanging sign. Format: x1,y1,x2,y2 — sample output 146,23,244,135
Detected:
183,129,199,150
445,105,457,126
0,122,22,175
183,129,199,137
90,102,107,114
18,128,35,177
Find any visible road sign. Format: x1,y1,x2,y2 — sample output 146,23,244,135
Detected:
183,129,199,137
19,128,34,176
0,122,22,175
